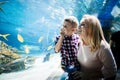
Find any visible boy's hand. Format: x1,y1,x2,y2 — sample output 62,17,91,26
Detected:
72,71,82,80
60,28,66,36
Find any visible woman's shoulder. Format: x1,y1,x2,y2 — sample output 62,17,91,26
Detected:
100,40,110,50
98,40,112,58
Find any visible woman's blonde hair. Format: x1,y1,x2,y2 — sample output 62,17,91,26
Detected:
82,14,105,52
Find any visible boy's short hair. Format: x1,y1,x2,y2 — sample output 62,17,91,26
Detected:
64,16,79,28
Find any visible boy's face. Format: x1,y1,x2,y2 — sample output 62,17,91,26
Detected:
63,21,77,33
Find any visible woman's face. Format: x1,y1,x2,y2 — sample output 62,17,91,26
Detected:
78,19,89,38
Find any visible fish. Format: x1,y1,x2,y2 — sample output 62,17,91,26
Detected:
38,36,44,43
47,45,53,51
0,7,4,13
0,1,9,13
17,34,24,43
0,34,10,41
24,45,29,54
0,1,9,5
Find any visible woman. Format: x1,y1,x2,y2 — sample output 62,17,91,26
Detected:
73,14,117,80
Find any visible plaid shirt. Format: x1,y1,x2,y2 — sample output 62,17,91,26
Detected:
55,34,81,71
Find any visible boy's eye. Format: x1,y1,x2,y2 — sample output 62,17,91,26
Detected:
63,25,67,28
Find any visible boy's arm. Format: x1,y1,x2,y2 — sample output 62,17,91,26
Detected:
55,28,65,53
54,35,64,53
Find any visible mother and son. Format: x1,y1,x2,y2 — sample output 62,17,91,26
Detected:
54,14,117,80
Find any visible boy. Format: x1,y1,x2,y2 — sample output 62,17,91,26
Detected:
55,16,81,80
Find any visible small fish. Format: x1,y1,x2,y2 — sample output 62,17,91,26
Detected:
38,36,43,43
47,45,53,51
0,34,10,41
0,7,3,11
50,54,54,59
0,7,5,14
0,1,8,5
0,1,9,14
24,45,29,54
17,34,24,43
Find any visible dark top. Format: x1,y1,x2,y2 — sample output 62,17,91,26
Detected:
55,34,81,72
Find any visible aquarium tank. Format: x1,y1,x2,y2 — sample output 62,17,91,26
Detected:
0,0,120,80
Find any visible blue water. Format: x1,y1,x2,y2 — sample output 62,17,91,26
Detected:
0,0,120,55
0,0,83,54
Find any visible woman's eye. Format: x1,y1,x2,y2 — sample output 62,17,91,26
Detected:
79,24,85,28
81,24,85,26
80,23,88,28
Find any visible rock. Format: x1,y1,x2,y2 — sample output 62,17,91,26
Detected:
0,40,23,73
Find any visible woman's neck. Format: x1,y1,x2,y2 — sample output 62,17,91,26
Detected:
82,38,89,45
